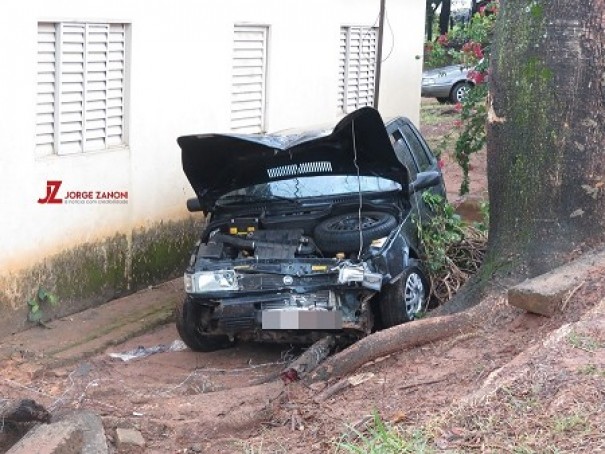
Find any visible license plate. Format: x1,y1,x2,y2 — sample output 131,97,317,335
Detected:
262,309,342,330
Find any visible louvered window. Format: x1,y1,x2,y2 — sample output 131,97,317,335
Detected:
231,25,268,133
36,22,128,155
338,26,377,114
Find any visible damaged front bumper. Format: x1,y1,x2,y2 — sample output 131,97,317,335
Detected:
184,261,383,338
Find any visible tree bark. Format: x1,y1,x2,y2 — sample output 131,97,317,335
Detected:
306,312,474,383
439,0,452,35
426,0,441,41
486,0,605,279
0,399,50,423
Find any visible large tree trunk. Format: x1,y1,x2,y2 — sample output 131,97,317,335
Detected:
439,0,452,35
426,0,440,42
486,0,605,279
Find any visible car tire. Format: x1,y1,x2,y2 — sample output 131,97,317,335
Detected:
379,266,428,327
450,81,471,103
175,298,234,352
313,211,397,254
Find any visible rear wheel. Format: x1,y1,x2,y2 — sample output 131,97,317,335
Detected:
379,266,428,327
175,298,234,352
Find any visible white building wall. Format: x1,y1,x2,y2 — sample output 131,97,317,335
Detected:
0,0,425,274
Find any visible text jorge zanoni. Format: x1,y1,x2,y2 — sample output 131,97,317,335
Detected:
64,190,129,204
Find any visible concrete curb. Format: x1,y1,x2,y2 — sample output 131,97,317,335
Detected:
508,248,605,316
0,278,182,367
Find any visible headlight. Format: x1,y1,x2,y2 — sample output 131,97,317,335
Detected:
184,273,194,293
422,77,436,86
188,270,238,293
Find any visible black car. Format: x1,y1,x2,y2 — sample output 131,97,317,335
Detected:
176,107,446,351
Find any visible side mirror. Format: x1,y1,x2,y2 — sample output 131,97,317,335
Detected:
409,170,441,194
186,197,203,212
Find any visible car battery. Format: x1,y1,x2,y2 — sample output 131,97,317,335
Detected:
225,217,259,236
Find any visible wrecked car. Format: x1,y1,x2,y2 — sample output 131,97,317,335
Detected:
176,107,446,351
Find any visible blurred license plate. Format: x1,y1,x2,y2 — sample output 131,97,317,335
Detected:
262,310,342,330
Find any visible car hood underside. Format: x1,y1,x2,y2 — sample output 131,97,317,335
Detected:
178,107,409,212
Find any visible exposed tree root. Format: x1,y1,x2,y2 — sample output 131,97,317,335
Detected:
306,313,476,383
280,336,336,383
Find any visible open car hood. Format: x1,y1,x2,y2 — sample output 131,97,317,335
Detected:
179,107,409,212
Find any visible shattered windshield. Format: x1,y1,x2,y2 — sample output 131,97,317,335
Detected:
219,175,401,203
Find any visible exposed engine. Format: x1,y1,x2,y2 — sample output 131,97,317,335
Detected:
198,228,320,260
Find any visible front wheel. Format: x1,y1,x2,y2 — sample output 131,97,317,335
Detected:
450,82,471,103
175,298,234,352
378,266,428,327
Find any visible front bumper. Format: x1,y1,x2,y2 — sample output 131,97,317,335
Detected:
186,285,372,340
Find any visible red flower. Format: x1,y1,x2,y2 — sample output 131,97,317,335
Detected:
436,34,449,46
472,43,484,59
454,102,463,112
468,70,486,85
454,119,463,128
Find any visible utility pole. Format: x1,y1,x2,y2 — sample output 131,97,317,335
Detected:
373,0,387,109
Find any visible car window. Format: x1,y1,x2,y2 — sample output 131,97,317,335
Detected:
390,129,418,178
401,124,433,172
220,175,402,201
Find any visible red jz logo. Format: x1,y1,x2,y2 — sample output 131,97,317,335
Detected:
37,180,63,204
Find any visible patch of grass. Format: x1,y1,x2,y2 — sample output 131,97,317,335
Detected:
577,364,605,376
512,446,538,454
552,413,590,434
567,331,601,352
420,102,453,126
334,412,433,454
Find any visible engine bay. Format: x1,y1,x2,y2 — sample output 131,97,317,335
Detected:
196,202,404,263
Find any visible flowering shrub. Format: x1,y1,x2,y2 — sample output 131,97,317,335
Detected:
425,1,498,195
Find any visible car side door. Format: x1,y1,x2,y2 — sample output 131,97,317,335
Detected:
398,119,446,200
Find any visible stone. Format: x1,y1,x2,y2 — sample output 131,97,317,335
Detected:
115,428,145,449
508,248,605,316
7,421,83,454
57,410,108,454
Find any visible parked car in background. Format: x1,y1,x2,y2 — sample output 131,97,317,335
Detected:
176,107,446,351
421,64,473,103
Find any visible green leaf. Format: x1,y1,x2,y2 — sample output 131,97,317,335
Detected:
28,310,43,322
47,293,59,307
38,287,48,301
27,298,38,307
30,304,40,313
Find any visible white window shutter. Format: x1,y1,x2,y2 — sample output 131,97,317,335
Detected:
36,23,57,155
59,23,85,154
36,22,127,155
338,26,377,114
231,26,268,133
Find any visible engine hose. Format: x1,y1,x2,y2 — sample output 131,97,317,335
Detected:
211,233,256,249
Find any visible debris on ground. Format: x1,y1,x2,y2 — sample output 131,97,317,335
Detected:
108,340,187,362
